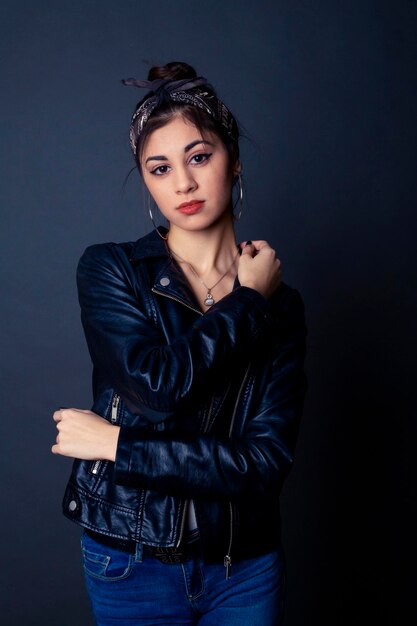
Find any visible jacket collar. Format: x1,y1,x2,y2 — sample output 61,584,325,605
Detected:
130,227,241,314
129,227,170,262
130,228,203,313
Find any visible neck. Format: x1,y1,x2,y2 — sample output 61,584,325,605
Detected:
167,218,238,276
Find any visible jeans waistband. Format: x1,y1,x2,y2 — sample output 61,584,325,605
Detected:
84,528,201,564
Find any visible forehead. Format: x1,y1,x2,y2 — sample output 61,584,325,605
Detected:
142,116,218,156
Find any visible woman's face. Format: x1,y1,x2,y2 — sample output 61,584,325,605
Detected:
141,116,239,233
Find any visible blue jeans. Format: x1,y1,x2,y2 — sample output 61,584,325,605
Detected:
81,531,286,625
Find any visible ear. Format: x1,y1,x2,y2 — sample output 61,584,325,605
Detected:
232,160,242,178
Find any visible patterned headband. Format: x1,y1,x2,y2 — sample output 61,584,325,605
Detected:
122,76,238,159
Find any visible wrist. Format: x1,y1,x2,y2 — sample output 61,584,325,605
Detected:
104,424,120,462
241,282,266,297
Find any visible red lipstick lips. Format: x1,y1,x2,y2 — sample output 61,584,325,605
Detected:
177,200,204,215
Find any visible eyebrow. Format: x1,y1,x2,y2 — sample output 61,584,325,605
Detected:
145,139,215,164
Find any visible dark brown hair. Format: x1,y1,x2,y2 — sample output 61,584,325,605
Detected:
134,62,240,173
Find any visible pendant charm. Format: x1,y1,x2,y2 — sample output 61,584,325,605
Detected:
204,292,215,307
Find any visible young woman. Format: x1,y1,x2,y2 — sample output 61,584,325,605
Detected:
52,61,307,625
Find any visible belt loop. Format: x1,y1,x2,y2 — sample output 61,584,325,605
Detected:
134,542,143,563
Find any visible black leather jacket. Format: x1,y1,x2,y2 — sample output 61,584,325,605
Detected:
63,229,307,564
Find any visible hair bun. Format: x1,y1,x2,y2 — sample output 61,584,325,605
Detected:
148,61,197,82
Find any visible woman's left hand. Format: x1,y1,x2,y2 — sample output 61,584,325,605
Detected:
52,408,120,462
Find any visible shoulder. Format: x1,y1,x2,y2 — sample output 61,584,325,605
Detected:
75,245,136,312
78,229,168,270
270,283,307,337
79,241,135,267
76,242,136,289
76,231,170,298
273,282,304,312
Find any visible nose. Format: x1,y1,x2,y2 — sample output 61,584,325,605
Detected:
175,166,197,194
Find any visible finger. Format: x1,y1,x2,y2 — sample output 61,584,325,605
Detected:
240,244,255,257
257,246,278,259
246,240,270,251
51,443,59,455
53,410,63,423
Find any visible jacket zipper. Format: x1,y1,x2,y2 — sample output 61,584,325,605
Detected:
203,395,216,433
224,502,234,579
152,284,243,564
151,287,202,316
110,393,121,424
228,365,251,439
91,393,120,475
176,395,216,548
224,364,251,579
153,285,204,548
176,500,189,548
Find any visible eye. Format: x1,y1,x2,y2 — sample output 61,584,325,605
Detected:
149,164,171,176
189,152,212,166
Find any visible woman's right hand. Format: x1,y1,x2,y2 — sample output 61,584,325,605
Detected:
238,240,282,299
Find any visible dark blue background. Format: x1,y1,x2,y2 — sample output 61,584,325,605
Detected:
1,1,416,624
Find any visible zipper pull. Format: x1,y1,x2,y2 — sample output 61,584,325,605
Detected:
90,460,101,475
111,394,120,424
224,554,232,580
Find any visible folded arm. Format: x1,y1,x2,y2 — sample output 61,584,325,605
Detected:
78,243,278,420
113,289,307,499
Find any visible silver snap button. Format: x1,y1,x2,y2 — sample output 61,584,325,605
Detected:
160,277,170,287
68,500,77,512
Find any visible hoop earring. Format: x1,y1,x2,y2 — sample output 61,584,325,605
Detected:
147,193,168,240
232,174,244,222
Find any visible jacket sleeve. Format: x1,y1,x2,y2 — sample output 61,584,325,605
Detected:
78,243,279,421
113,288,307,498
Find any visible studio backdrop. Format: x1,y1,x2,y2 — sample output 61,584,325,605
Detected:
0,1,416,624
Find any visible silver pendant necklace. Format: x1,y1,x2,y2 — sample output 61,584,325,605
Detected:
169,246,240,307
